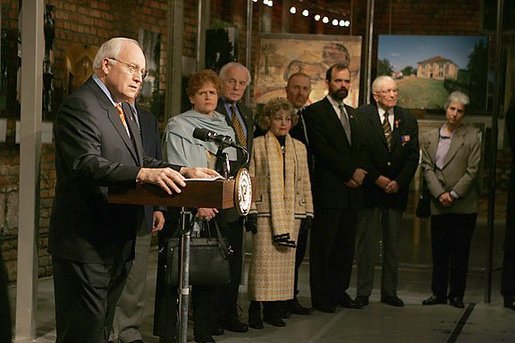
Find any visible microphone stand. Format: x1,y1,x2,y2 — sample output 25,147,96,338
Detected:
177,139,249,343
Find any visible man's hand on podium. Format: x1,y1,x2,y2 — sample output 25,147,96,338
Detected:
136,167,186,195
180,167,220,179
136,167,220,195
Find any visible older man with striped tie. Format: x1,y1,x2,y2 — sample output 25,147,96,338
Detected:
214,62,254,334
354,75,419,308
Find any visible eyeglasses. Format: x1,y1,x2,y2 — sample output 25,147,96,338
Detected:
376,88,399,95
108,57,148,80
225,78,248,88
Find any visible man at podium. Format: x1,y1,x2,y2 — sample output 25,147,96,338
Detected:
49,37,217,343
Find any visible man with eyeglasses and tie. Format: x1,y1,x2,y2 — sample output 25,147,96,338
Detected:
50,37,218,343
214,62,254,334
353,75,419,308
303,64,367,313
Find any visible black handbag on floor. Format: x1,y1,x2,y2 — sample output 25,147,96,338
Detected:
163,219,232,286
415,178,431,218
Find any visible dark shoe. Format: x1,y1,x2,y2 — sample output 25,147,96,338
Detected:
248,301,264,329
262,301,287,327
354,296,369,307
381,296,404,307
337,293,362,309
504,298,515,310
263,315,286,327
288,298,313,315
194,335,216,343
222,317,248,333
449,297,465,308
422,295,447,305
312,303,336,313
279,301,291,318
210,326,224,336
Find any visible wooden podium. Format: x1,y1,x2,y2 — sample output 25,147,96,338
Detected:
109,179,237,343
108,178,236,208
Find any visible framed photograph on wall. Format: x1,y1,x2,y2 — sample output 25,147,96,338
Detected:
377,35,488,113
253,33,362,108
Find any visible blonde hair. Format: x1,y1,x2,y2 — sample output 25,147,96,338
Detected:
257,97,298,131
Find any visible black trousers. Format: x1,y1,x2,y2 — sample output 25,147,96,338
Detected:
310,207,358,306
0,249,12,343
430,213,477,299
52,257,131,343
294,221,309,297
217,217,244,322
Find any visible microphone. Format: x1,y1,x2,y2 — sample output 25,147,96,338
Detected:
193,128,240,149
192,127,250,168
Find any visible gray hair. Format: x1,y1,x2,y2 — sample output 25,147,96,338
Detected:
219,62,251,85
444,91,470,110
92,37,142,69
372,75,395,94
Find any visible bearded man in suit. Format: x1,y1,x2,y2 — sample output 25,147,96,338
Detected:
354,75,419,308
50,37,217,343
304,64,366,313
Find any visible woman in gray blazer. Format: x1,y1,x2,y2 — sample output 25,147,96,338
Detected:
420,91,481,308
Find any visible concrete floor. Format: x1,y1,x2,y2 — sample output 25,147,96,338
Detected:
8,215,515,342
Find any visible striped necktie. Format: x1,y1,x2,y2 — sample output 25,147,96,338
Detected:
230,104,246,146
383,112,393,150
115,103,130,138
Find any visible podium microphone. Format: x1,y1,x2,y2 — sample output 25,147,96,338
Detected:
193,128,240,149
192,127,249,168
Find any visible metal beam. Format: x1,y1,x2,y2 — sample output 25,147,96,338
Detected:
244,0,253,106
15,0,44,340
485,0,505,304
165,0,184,123
362,0,375,105
195,0,210,72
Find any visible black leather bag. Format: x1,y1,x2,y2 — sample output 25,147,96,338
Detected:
415,178,431,218
163,220,232,286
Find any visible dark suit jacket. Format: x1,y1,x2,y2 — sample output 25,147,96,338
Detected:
216,98,254,222
303,97,365,210
216,98,254,171
135,104,165,231
49,77,177,264
356,103,419,211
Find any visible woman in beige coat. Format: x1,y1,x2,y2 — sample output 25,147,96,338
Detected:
420,91,481,309
245,97,313,329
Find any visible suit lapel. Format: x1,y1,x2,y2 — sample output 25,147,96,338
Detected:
122,102,144,165
367,107,388,148
322,98,347,140
427,129,439,161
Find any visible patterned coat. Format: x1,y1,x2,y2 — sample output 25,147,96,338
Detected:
247,132,313,301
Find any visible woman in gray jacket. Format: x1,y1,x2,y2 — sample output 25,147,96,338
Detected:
420,91,481,309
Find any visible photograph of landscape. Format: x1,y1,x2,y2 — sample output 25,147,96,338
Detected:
377,35,488,111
